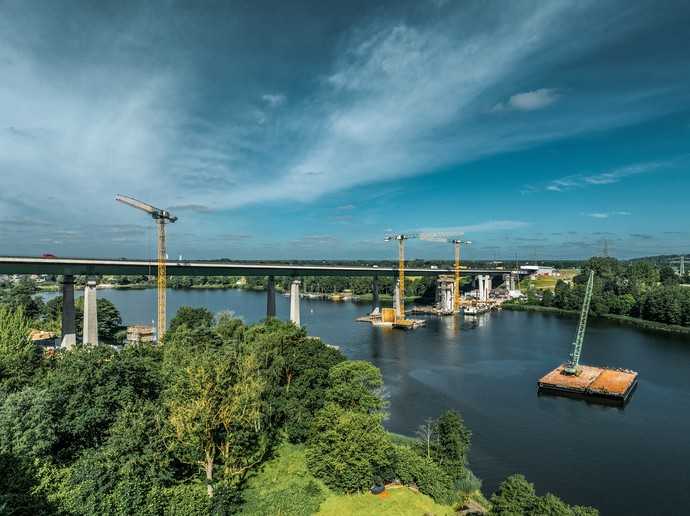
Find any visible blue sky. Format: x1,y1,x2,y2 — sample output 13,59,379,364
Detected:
1,0,689,260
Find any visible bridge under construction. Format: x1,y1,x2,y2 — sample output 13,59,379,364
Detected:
0,255,527,347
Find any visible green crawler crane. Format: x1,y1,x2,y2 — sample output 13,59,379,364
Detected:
564,270,595,375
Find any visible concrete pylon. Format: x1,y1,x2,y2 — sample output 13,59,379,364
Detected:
394,281,402,319
477,275,485,302
290,280,301,327
266,276,276,318
371,275,380,314
60,275,76,349
484,275,492,300
83,280,98,346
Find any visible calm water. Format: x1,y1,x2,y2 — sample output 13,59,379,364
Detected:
43,288,690,515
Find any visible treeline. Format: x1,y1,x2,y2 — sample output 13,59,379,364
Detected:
0,305,596,515
520,257,690,327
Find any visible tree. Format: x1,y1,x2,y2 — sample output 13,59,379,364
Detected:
306,402,392,493
165,343,267,497
168,307,214,334
432,410,471,481
0,306,41,395
325,360,386,414
393,444,455,504
36,345,163,462
659,265,679,286
52,401,172,515
0,278,44,320
241,319,345,442
489,474,537,515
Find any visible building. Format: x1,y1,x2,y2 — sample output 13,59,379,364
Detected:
126,325,155,345
520,265,556,276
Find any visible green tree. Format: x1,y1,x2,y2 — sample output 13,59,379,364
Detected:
306,402,392,493
165,343,267,496
0,278,44,320
169,306,214,334
489,474,537,515
0,306,40,395
325,360,386,414
433,410,471,481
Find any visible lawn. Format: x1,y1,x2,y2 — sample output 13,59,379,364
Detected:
317,487,456,516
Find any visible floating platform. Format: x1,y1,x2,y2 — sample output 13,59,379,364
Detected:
538,364,638,404
355,315,426,330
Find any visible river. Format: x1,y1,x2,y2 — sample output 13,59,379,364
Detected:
42,287,690,515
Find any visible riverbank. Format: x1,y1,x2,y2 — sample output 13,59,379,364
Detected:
502,303,690,336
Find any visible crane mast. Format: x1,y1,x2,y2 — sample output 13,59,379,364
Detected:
449,239,471,312
116,194,177,342
564,270,594,375
385,233,417,320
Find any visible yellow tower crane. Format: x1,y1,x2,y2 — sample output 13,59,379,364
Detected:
449,239,472,312
385,233,418,320
116,195,177,341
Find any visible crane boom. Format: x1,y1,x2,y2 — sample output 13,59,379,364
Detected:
115,195,177,342
564,270,594,375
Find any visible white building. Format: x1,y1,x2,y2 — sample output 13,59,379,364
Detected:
520,265,556,276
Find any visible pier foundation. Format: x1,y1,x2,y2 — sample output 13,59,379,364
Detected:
266,276,276,318
60,274,76,349
290,280,301,327
83,279,98,346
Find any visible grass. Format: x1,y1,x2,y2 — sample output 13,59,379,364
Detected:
519,268,578,291
240,441,458,516
317,488,456,516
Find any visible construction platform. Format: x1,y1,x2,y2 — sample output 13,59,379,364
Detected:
355,315,426,330
538,364,638,404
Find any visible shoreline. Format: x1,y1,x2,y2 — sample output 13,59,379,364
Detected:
502,303,690,336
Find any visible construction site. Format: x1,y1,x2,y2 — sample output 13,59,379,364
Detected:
537,271,639,404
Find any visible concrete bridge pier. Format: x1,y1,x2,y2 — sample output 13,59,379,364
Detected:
83,279,98,345
60,275,76,349
266,276,276,318
290,280,301,327
371,275,380,314
394,280,402,319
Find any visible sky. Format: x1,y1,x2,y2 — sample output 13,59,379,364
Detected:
1,0,689,261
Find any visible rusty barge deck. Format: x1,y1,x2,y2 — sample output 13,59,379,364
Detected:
538,364,638,404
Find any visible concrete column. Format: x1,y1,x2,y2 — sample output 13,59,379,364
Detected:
485,275,492,300
371,275,380,314
477,275,484,302
394,281,402,319
83,279,98,346
266,276,276,318
60,275,76,349
290,280,301,327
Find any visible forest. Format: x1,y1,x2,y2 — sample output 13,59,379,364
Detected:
0,298,597,515
517,257,690,327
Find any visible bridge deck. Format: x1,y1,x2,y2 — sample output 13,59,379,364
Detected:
0,256,525,278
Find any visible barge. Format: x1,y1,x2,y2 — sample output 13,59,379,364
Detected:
538,364,638,404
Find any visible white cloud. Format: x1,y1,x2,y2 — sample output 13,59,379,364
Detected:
493,88,560,112
530,160,671,193
585,211,631,219
417,220,530,241
261,93,286,107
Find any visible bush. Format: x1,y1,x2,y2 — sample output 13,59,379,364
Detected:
306,403,392,493
393,444,455,504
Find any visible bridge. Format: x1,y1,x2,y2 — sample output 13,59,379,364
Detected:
0,256,519,278
0,256,526,348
